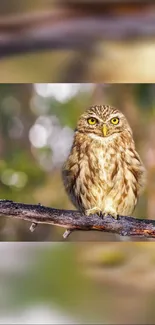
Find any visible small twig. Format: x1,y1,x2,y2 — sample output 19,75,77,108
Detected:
29,222,37,232
0,199,155,240
63,229,73,239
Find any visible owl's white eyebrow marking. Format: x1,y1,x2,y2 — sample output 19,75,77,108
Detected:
83,112,101,121
108,114,122,120
85,105,122,121
86,115,103,123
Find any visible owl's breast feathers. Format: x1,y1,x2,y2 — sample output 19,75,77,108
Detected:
62,131,146,216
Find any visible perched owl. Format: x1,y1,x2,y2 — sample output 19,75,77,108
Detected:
62,105,146,219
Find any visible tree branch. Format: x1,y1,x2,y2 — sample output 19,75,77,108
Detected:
0,10,155,59
0,199,155,240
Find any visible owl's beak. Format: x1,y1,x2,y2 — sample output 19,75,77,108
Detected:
102,124,108,137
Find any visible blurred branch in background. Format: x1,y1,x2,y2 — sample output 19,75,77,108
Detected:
0,0,155,81
0,9,155,59
0,199,155,240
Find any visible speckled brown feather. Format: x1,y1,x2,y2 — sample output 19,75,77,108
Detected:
62,105,146,217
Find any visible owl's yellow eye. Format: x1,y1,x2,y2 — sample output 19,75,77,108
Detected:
87,117,97,125
110,117,119,125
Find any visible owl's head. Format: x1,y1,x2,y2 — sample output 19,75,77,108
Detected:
77,105,132,139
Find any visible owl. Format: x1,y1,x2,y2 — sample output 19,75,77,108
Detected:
62,105,146,219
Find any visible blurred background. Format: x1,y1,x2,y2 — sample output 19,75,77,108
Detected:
0,83,155,324
0,0,155,82
1,242,155,324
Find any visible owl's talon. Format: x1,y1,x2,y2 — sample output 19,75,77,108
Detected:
103,211,118,220
99,211,104,218
85,207,102,216
112,214,119,220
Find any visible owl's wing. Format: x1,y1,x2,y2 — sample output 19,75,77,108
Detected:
62,166,83,212
131,151,147,196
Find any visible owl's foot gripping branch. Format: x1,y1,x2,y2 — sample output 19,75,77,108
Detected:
0,199,154,240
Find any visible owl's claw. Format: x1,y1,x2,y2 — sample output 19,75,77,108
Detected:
85,207,118,219
103,211,118,220
85,207,102,216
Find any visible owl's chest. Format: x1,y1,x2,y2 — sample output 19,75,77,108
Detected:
80,143,135,202
86,145,120,186
85,144,136,193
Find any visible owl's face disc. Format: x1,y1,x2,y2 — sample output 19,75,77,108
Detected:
77,105,132,139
